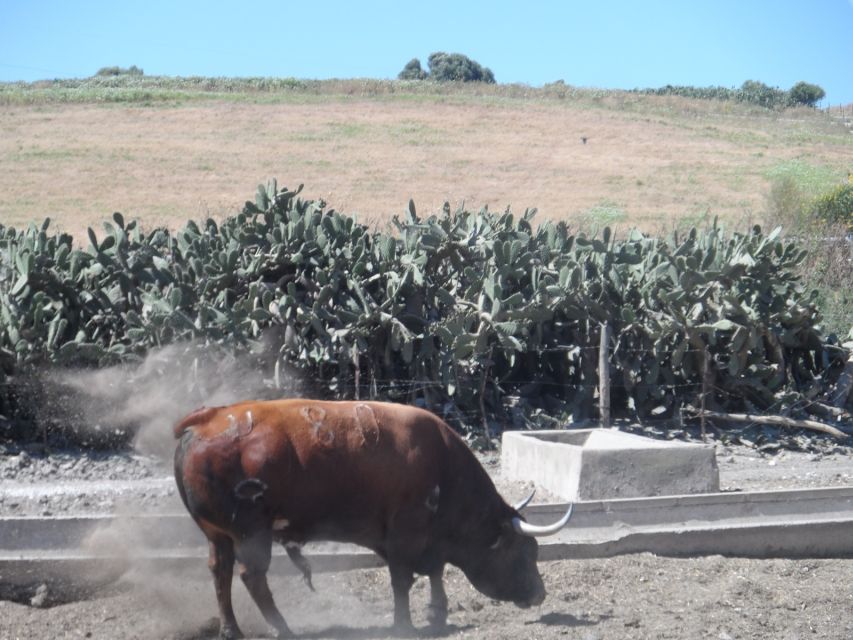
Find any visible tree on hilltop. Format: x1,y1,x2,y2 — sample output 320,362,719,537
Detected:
397,52,495,83
787,81,826,107
95,65,144,77
427,52,495,83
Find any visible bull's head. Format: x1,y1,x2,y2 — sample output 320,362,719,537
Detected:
456,494,573,608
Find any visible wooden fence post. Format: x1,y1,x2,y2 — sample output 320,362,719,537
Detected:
599,321,611,428
352,343,360,400
701,345,711,441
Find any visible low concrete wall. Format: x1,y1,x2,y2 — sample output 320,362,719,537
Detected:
4,487,853,588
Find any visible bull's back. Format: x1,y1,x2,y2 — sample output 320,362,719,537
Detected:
246,399,453,506
175,399,458,539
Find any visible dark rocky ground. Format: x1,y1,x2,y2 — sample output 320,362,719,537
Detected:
2,426,852,517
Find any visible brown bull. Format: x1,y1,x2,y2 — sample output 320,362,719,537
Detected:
173,399,572,638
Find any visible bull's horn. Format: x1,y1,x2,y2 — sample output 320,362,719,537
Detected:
512,504,573,537
513,489,536,512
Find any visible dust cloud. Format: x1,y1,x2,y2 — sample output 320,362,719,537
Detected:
80,516,396,638
37,339,399,638
48,337,305,460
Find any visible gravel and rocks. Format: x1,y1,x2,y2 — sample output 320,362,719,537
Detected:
0,443,163,483
0,443,175,517
1,430,853,516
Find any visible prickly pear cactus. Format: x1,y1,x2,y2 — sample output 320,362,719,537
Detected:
0,182,847,440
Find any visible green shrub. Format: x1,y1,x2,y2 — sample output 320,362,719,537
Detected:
398,58,427,80
638,79,824,110
791,222,852,338
95,65,144,77
764,175,853,338
812,184,853,229
738,80,787,109
765,160,840,202
766,175,807,228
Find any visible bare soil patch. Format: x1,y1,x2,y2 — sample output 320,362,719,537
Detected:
2,97,850,238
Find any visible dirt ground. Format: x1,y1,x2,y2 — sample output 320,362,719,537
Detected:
2,97,850,239
2,552,852,640
2,439,853,640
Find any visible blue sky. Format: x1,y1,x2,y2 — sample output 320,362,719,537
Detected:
2,0,852,105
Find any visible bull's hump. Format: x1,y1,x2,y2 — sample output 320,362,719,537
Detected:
174,404,261,440
173,405,220,438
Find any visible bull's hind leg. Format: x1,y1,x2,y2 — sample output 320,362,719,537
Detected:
235,530,293,638
207,535,242,639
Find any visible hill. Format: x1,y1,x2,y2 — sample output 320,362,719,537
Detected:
1,77,850,240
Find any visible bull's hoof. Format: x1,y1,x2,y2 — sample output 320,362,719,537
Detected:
219,623,243,640
426,604,448,628
269,623,294,639
391,620,418,638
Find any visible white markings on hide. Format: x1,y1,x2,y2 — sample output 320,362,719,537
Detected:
301,405,334,446
272,518,291,531
425,485,440,513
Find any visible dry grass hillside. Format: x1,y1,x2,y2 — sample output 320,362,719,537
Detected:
1,83,851,240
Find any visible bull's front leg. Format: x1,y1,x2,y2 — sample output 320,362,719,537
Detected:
427,566,448,628
388,563,416,634
208,536,242,639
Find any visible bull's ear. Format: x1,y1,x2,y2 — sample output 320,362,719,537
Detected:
490,520,514,549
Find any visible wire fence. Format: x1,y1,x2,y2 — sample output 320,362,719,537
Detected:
330,380,848,439
824,103,853,128
824,103,852,118
328,367,850,438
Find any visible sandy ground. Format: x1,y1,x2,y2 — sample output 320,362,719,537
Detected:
2,438,853,639
2,98,850,239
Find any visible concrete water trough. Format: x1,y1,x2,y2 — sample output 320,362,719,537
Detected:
4,486,853,589
3,429,853,590
501,428,720,501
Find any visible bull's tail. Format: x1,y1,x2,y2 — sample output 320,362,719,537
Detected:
173,405,219,438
